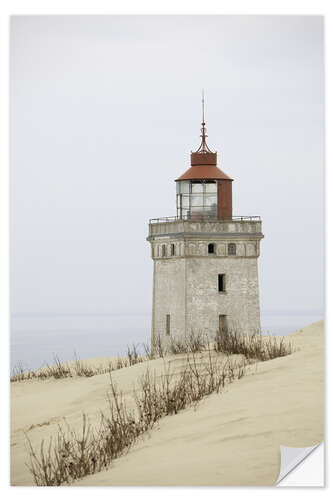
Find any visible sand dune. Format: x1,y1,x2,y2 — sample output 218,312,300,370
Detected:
11,320,324,486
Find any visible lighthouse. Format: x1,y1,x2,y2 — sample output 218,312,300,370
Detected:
147,96,264,349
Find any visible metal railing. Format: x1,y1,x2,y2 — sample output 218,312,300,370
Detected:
149,215,261,224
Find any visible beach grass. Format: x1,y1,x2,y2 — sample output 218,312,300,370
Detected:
22,330,295,485
214,329,293,361
25,351,246,486
11,329,293,383
10,346,146,383
11,332,209,383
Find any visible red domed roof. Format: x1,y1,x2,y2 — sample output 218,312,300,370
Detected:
176,163,233,181
176,152,233,181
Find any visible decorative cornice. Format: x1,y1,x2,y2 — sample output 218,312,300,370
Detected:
147,232,264,241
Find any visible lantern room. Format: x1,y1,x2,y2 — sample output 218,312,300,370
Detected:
176,178,218,219
175,95,233,220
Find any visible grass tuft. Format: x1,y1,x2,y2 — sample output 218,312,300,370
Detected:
214,329,294,361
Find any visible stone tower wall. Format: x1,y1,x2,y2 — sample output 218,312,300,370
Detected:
151,257,186,349
148,219,263,349
185,256,261,338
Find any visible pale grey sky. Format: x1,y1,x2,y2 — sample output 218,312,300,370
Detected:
11,15,324,316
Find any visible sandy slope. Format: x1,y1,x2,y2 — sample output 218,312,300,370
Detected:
11,320,324,486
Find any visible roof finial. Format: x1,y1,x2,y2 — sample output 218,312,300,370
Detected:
202,88,205,125
196,89,212,154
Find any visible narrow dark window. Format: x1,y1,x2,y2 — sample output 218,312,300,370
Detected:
218,274,225,292
166,314,170,336
219,314,227,333
171,243,175,256
162,244,166,257
208,243,215,254
228,243,236,256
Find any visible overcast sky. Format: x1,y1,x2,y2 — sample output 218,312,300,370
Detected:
10,15,324,317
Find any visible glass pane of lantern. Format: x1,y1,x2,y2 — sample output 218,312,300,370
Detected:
191,181,204,193
181,195,189,208
205,194,218,207
205,181,217,193
191,194,204,207
203,206,217,218
209,206,218,217
179,181,190,194
191,207,206,220
177,194,181,209
182,208,189,219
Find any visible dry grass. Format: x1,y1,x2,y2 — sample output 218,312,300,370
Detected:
12,329,293,383
24,329,295,486
11,346,146,383
25,352,246,486
11,333,209,383
168,331,208,355
150,331,209,358
214,328,294,361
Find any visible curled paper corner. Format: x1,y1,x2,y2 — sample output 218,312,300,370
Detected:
276,442,322,485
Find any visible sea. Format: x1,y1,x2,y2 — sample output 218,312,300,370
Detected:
10,311,323,372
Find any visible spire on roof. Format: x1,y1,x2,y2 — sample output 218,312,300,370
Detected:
195,89,213,154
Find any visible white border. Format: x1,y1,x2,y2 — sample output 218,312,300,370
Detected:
1,1,330,498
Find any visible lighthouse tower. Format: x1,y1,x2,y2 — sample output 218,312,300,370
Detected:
147,96,264,349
